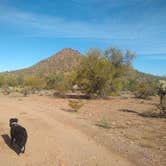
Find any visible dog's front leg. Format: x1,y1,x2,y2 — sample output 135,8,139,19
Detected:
21,146,25,153
10,129,15,146
10,137,14,146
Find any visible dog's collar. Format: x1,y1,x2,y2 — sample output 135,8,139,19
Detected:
11,122,18,125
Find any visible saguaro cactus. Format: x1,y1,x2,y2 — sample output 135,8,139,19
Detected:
158,80,166,112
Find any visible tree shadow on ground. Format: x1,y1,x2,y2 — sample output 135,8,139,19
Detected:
118,109,166,119
54,93,90,99
1,134,20,155
95,123,111,129
61,108,77,113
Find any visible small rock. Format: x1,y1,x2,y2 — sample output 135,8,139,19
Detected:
126,121,131,125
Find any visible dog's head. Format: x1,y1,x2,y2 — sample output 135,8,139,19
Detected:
9,118,18,127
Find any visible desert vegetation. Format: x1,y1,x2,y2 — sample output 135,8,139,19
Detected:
0,47,166,116
0,47,166,166
158,80,166,112
0,47,165,107
68,99,84,112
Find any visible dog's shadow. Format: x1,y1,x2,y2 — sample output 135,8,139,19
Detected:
1,134,20,155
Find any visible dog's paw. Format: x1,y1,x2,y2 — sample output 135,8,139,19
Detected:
20,147,25,153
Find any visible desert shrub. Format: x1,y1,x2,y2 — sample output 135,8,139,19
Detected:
134,82,156,99
0,75,5,87
123,79,137,92
9,92,23,97
0,74,24,88
45,73,64,89
68,99,84,112
45,72,72,94
55,82,68,94
24,75,46,90
110,78,124,95
2,88,10,95
45,76,57,89
0,75,14,87
22,89,28,97
13,87,24,93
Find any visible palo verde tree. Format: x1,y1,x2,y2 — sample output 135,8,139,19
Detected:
104,47,136,67
73,47,136,98
73,49,118,97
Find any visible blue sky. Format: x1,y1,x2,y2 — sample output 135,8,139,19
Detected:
0,0,166,76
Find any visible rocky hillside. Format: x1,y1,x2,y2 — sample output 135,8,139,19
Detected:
12,48,82,76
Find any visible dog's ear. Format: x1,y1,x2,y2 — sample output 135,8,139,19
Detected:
14,118,18,123
10,118,18,123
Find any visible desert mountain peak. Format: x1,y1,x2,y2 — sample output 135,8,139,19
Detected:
12,48,82,75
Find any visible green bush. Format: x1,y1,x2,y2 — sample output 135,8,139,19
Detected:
45,73,63,89
73,49,116,97
24,75,46,90
134,82,155,99
68,100,84,112
72,48,135,98
0,74,22,87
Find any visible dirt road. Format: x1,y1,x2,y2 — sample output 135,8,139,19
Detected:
0,95,134,166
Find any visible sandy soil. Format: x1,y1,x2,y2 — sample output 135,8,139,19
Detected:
0,94,165,166
0,95,133,166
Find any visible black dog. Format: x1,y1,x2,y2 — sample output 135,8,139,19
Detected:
9,118,28,154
